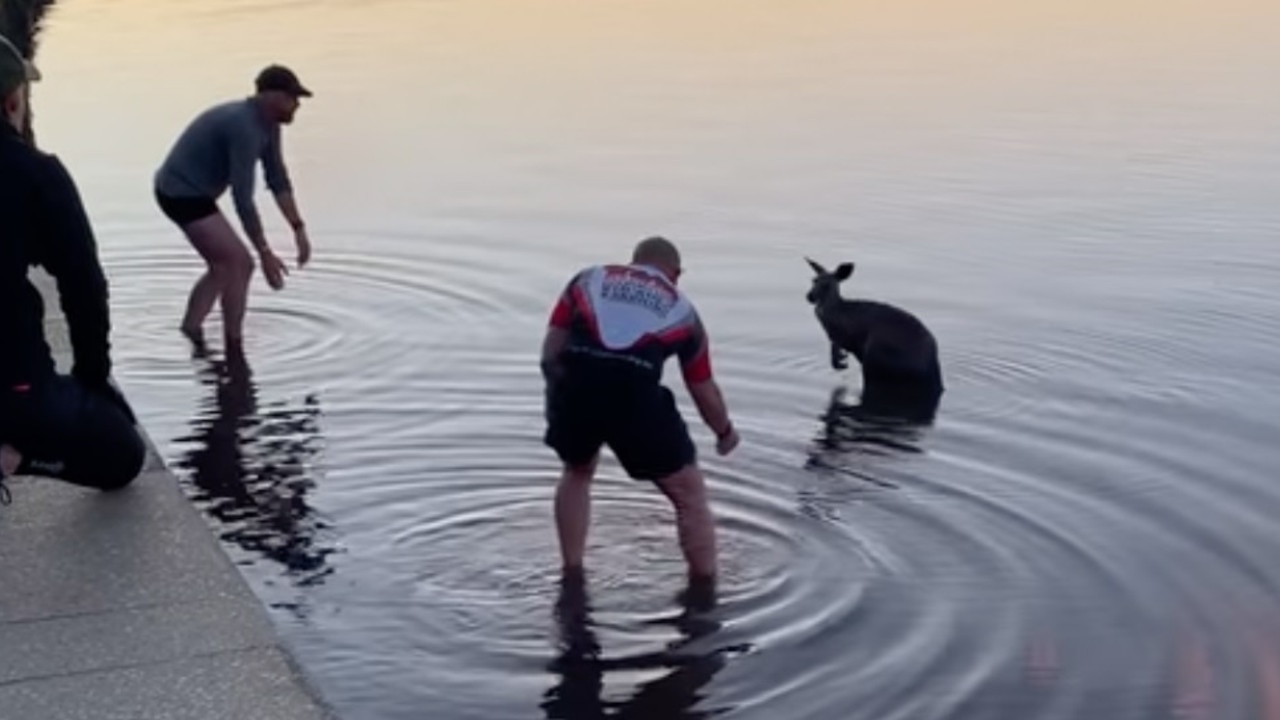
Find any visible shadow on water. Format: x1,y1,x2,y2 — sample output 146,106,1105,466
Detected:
541,573,749,719
169,346,336,588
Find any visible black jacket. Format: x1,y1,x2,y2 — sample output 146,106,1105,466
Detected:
1,121,112,389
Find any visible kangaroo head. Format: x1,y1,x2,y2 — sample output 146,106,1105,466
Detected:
805,257,855,305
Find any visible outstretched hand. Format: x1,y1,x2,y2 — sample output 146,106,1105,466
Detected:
260,247,289,290
715,425,740,456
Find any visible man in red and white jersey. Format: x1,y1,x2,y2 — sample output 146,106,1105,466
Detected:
540,236,740,585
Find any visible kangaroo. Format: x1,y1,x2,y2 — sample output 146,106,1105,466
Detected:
805,257,943,404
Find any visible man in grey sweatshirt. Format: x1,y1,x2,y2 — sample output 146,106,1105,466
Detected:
153,64,313,353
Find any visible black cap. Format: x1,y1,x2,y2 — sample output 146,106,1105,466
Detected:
0,33,40,96
255,64,312,98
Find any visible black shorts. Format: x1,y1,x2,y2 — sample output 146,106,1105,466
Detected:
544,361,696,481
155,189,218,227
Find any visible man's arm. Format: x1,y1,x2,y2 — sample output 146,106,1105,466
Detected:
273,190,304,230
541,275,579,383
541,326,570,384
678,316,736,446
687,378,732,438
263,127,311,267
262,127,303,227
33,154,111,386
228,125,269,252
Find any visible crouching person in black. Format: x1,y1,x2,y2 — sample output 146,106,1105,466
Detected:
0,34,145,501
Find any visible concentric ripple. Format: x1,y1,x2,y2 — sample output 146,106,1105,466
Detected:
42,0,1280,716
106,218,1280,719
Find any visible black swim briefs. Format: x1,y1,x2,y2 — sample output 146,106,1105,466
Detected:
154,189,218,227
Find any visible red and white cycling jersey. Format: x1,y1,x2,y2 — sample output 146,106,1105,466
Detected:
548,263,713,383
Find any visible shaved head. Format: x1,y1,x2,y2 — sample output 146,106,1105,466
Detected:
632,236,682,280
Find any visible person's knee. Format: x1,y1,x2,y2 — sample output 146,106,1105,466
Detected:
205,254,252,286
562,458,597,484
81,393,147,491
656,464,709,511
224,248,255,281
100,427,146,491
184,214,248,267
86,420,146,491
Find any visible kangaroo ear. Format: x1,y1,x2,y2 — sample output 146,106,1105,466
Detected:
805,257,826,275
834,262,854,280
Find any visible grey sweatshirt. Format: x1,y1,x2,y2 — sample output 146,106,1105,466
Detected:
154,98,292,241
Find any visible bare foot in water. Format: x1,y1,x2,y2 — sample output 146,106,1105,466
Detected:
225,338,252,380
0,445,21,477
181,324,208,357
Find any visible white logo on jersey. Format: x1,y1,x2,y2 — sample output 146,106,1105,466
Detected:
583,265,693,351
600,272,675,317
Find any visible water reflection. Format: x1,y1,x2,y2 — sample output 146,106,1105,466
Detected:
797,384,937,521
170,346,335,587
807,384,935,468
541,572,743,719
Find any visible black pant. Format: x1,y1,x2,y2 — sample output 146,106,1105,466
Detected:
0,375,146,490
544,357,696,481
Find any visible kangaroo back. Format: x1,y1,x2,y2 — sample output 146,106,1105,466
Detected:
827,300,935,368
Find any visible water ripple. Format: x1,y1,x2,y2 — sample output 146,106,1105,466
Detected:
109,220,1280,719
71,0,1280,713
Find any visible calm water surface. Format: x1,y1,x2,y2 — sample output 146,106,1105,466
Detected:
30,0,1280,717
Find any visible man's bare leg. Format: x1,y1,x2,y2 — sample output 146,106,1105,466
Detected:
179,213,255,346
180,271,219,345
655,464,719,581
219,251,255,346
555,455,598,571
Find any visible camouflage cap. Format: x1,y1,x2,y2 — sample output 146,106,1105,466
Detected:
0,33,41,97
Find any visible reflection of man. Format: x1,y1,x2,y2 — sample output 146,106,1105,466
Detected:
174,349,331,581
182,351,256,510
541,570,727,720
0,34,145,499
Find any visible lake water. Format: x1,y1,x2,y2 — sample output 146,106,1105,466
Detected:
28,0,1280,717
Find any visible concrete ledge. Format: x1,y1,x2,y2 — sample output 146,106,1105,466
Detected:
0,270,337,720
